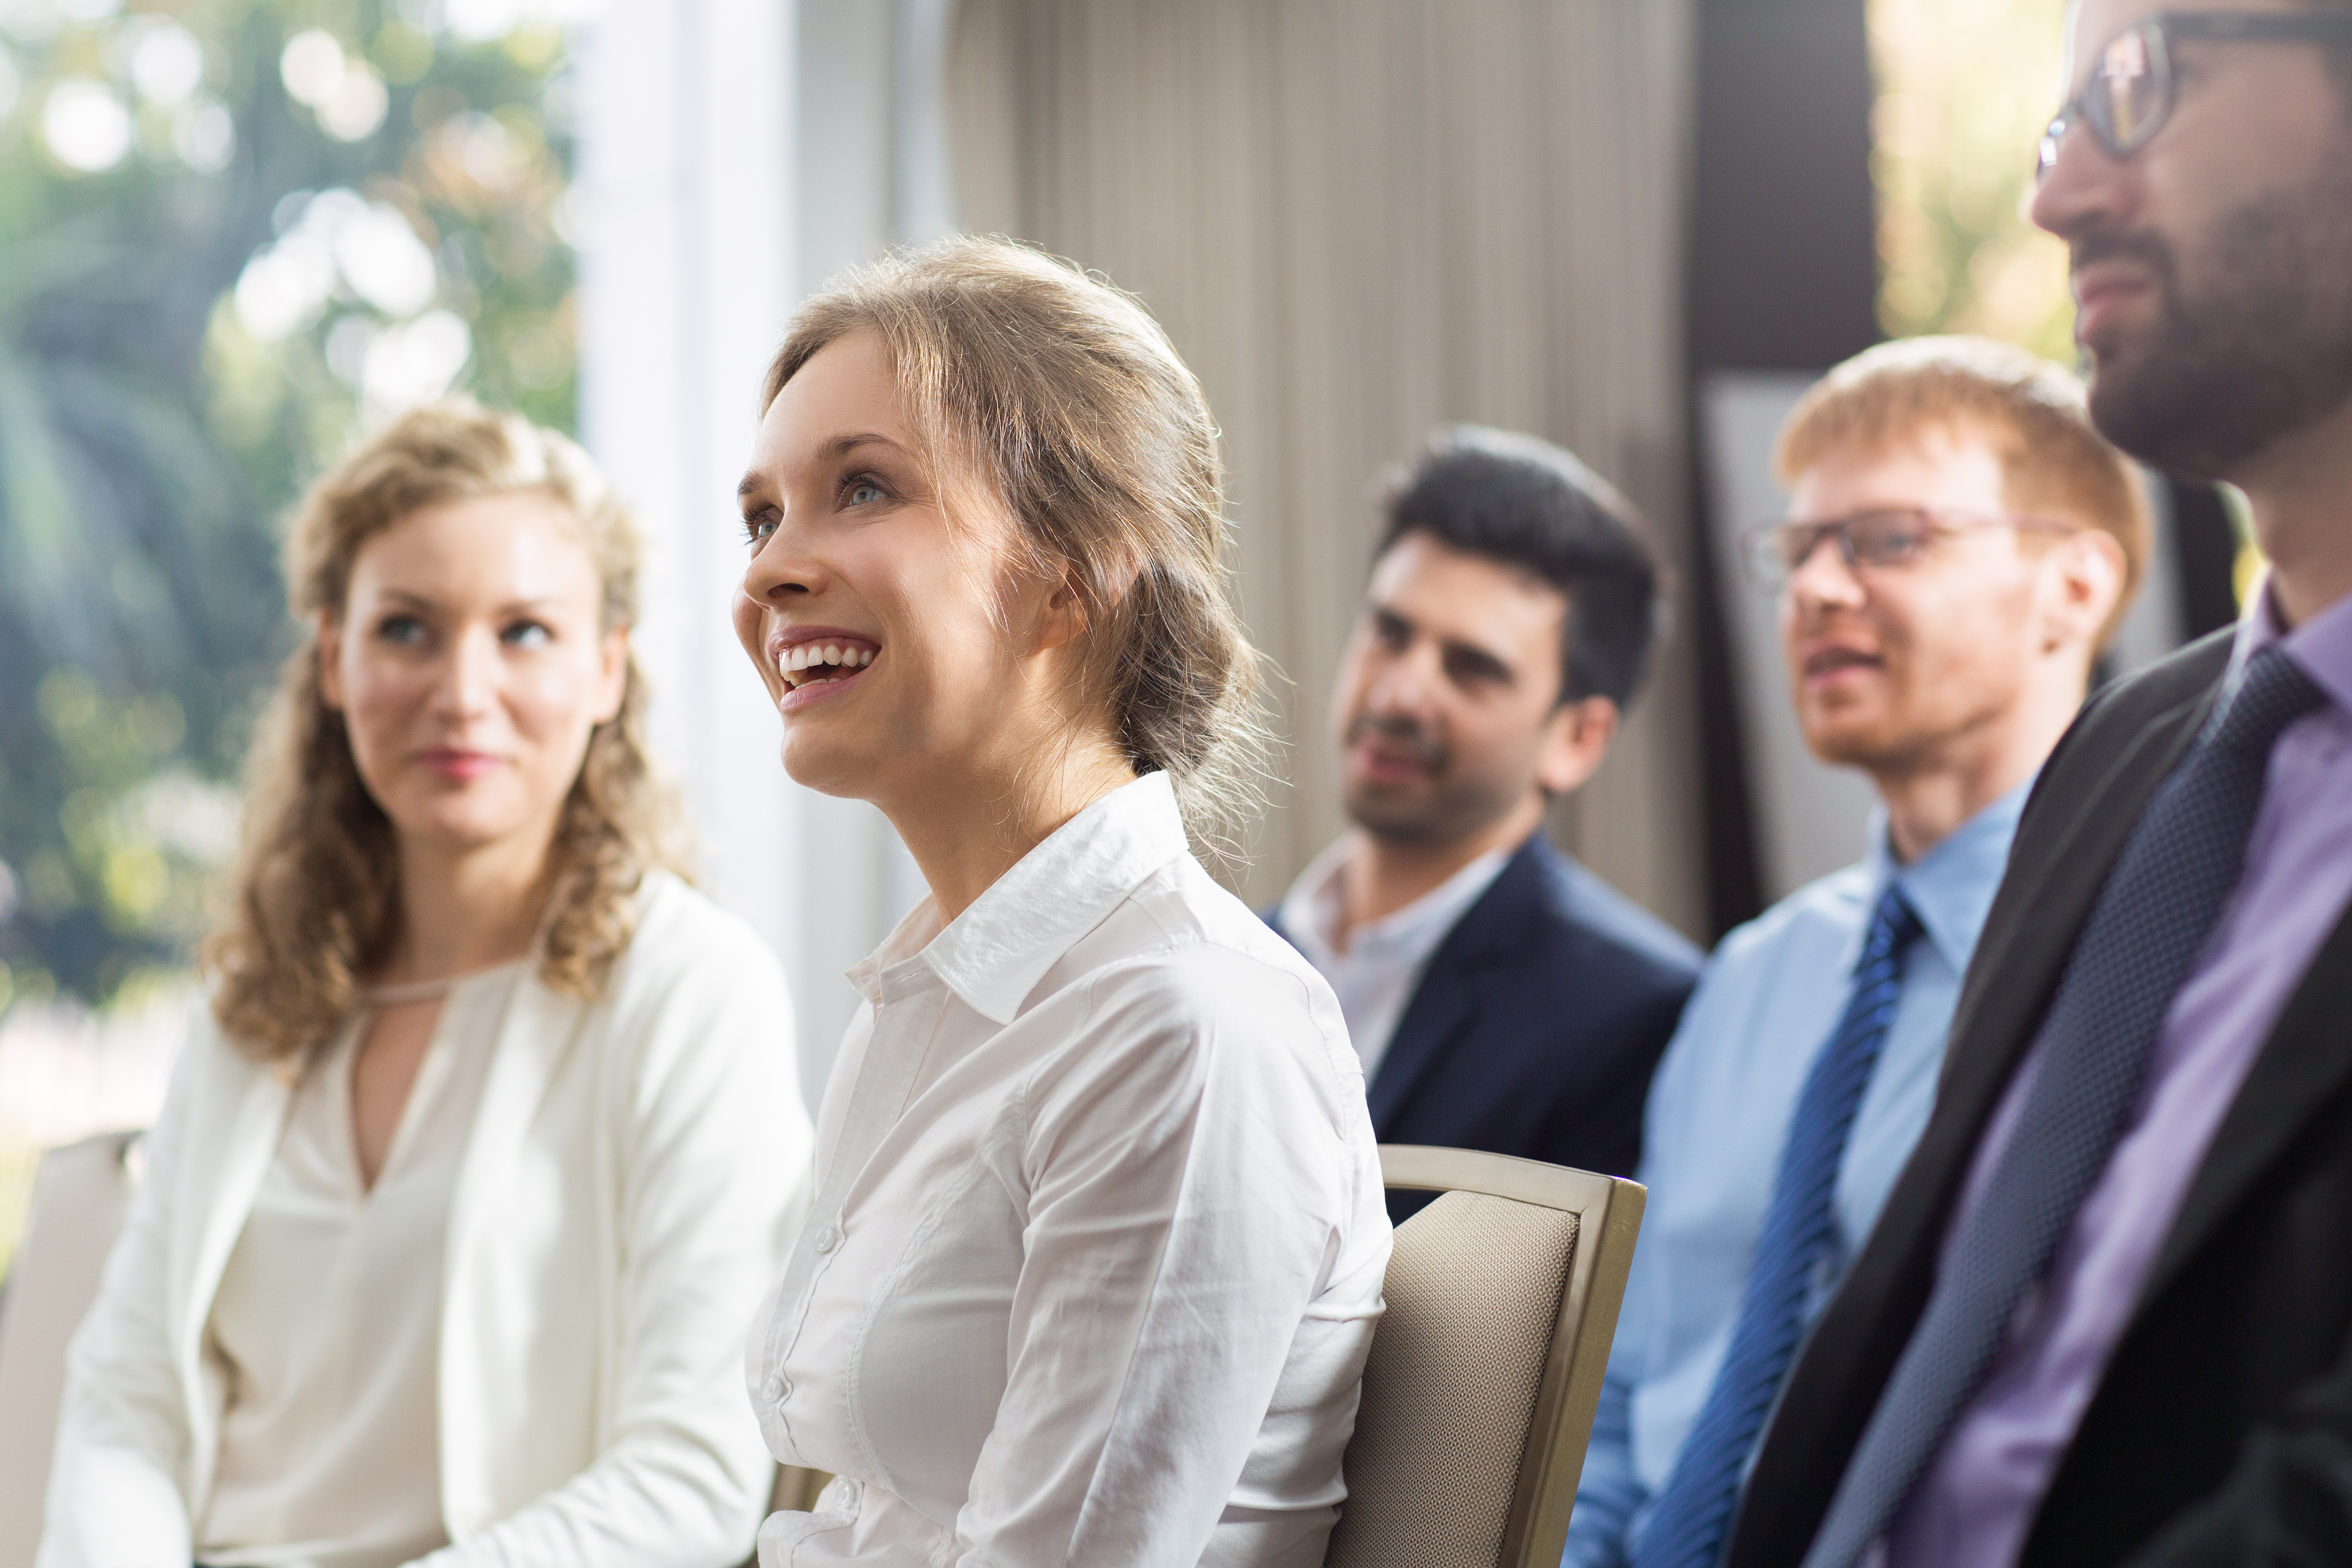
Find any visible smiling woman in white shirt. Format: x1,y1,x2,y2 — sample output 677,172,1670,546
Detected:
40,401,811,1568
731,236,1393,1568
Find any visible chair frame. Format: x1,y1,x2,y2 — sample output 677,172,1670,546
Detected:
1377,1144,1646,1568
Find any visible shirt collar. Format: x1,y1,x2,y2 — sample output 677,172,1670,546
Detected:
1862,775,2033,976
2227,570,2352,719
1278,833,1514,972
849,771,1191,1026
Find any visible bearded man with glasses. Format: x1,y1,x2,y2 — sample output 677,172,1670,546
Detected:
1565,335,2141,1568
1726,5,2352,1568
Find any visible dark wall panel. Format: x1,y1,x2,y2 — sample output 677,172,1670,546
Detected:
1687,0,1879,936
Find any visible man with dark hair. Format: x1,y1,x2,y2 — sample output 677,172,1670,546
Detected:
1726,5,2352,1568
1268,426,1700,1208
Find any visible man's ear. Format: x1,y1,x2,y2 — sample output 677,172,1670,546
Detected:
2041,529,2127,656
1535,694,1621,795
316,614,348,711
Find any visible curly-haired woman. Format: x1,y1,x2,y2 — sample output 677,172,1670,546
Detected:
41,402,811,1568
735,238,1392,1568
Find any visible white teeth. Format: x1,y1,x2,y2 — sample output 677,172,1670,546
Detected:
776,642,877,686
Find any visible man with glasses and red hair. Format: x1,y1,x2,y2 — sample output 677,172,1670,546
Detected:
1727,5,2352,1568
1564,334,2142,1568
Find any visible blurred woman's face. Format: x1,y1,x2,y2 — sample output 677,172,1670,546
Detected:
733,330,1069,809
321,494,626,863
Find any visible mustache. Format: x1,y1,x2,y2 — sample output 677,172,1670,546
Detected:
1345,710,1446,767
2071,224,2179,289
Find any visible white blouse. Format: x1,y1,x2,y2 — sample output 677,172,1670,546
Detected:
197,963,520,1568
747,773,1393,1568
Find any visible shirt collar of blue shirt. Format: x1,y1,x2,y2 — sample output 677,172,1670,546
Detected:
1864,774,2036,980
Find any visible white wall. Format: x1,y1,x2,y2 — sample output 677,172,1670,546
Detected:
576,0,950,1108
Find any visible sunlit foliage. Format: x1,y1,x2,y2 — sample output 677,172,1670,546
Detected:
1872,0,2077,361
0,0,576,1011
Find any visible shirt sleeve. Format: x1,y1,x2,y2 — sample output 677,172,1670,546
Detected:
38,1013,213,1568
1562,1367,1643,1568
952,947,1384,1568
1562,949,1738,1568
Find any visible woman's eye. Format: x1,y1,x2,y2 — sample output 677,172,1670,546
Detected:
743,512,778,546
844,478,885,507
503,621,554,649
377,614,428,646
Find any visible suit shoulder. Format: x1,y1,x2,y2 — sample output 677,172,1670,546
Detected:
1527,841,1704,984
2067,629,2234,754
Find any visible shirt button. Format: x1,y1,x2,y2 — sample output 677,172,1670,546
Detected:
760,1373,788,1403
814,1224,840,1254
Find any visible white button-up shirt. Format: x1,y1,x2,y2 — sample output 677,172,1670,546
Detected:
746,773,1392,1568
1277,837,1512,1079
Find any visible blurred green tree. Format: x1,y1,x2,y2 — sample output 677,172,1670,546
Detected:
1872,0,2075,360
0,0,577,1012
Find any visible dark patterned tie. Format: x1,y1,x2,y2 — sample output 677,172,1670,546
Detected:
1802,645,2329,1568
1632,885,1924,1568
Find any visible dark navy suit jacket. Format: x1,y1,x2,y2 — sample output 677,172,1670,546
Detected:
1268,831,1700,1218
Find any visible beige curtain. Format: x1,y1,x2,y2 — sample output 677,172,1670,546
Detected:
947,0,1704,936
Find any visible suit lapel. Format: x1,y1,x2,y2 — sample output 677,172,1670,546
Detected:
2137,897,2352,1309
1924,683,2219,1141
176,1055,293,1482
1365,838,1542,1133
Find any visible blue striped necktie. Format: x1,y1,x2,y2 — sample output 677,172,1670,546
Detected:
1632,883,1926,1568
1801,645,2329,1568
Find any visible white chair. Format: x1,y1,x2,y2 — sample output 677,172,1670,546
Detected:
0,1130,144,1568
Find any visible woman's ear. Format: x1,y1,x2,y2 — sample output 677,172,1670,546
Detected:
593,624,631,724
316,613,348,711
1033,566,1095,655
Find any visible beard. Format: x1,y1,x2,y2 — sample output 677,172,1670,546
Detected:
2076,152,2352,479
1339,710,1525,847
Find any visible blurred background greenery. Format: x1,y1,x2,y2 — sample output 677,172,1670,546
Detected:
1872,0,2073,357
0,0,578,1270
0,0,578,1021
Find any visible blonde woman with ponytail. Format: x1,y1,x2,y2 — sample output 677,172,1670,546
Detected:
43,401,810,1568
734,238,1391,1568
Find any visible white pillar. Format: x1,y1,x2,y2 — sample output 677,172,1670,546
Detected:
575,0,812,1090
577,0,957,1106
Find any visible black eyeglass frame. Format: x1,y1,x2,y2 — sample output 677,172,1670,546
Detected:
1738,507,2080,591
2038,10,2352,180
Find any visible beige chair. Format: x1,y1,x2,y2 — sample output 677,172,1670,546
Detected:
0,1130,144,1568
1324,1144,1645,1568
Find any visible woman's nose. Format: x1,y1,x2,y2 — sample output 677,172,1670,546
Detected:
434,628,501,716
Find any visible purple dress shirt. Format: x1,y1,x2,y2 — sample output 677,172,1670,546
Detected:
1884,582,2352,1568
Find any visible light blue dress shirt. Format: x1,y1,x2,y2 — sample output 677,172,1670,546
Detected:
1562,781,2031,1568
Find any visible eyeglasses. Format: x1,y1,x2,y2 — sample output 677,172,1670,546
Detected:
1740,507,2077,589
2037,10,2352,182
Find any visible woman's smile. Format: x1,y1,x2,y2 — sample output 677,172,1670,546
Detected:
766,625,882,711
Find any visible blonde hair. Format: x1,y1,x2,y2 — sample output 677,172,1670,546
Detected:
1775,335,2152,647
762,235,1271,856
205,399,686,1062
